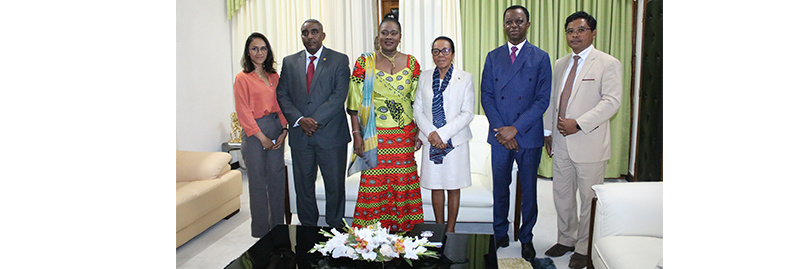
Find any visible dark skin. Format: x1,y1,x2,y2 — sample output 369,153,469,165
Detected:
350,21,422,157
299,21,327,136
494,8,532,152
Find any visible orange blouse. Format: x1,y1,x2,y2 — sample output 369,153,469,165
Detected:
233,71,288,137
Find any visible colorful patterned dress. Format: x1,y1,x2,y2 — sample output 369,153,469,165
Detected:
347,52,424,231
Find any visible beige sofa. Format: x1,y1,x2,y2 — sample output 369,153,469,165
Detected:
286,114,517,224
176,150,243,248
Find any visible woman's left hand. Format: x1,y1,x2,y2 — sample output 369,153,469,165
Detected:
271,131,287,150
414,138,422,151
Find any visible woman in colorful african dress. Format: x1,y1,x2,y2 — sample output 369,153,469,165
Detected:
347,13,424,231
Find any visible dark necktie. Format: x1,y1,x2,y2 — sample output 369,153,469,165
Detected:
307,56,316,94
510,47,517,64
558,55,580,119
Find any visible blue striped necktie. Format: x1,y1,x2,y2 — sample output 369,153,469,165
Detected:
429,66,454,164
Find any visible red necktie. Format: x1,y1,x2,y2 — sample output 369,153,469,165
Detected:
510,47,517,64
307,56,316,94
558,55,580,119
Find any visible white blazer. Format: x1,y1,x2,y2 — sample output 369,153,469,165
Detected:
413,68,475,147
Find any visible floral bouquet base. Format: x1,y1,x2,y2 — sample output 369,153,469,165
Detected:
309,220,438,267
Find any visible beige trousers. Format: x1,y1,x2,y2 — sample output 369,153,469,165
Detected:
551,133,606,255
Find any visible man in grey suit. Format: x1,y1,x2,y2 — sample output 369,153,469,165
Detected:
277,19,351,229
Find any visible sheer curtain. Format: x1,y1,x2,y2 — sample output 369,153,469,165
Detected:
230,0,375,77
399,0,463,72
460,0,633,178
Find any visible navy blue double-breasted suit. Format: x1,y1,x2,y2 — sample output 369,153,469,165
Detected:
480,40,551,243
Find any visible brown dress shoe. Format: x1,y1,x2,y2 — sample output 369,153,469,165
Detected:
569,252,589,269
544,243,575,257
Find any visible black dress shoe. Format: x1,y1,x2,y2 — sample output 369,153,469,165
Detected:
544,243,575,257
569,252,589,269
495,236,510,248
521,242,536,262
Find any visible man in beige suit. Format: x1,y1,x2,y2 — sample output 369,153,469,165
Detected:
542,11,622,269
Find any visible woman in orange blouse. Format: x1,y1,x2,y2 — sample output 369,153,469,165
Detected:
233,32,288,237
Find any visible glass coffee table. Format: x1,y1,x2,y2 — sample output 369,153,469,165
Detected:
224,224,498,269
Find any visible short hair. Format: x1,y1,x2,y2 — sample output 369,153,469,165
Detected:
302,18,324,32
432,36,455,54
379,12,401,32
565,11,597,31
240,32,276,74
503,5,530,22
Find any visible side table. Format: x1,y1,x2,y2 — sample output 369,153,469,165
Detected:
221,142,244,169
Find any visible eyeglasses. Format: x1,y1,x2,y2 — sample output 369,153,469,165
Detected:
565,27,591,35
431,48,451,56
250,46,269,53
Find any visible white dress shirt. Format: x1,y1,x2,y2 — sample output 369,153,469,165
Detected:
295,46,325,127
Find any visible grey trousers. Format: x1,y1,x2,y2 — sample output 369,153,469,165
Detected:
291,142,347,228
241,113,286,237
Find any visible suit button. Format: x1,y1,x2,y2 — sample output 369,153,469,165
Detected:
517,113,520,116
495,78,498,82
501,96,504,100
308,102,312,105
518,97,522,100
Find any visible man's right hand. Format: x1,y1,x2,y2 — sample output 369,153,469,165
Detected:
299,117,318,136
544,136,552,157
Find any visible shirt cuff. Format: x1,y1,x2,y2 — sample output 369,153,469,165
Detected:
544,129,552,137
293,116,303,128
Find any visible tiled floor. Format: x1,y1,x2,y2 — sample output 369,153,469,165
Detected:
176,167,624,269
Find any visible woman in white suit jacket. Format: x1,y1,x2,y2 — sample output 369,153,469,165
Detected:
413,36,475,233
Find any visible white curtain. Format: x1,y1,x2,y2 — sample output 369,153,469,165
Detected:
230,0,376,77
399,0,463,72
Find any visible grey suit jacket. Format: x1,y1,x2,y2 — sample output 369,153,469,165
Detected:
277,47,351,149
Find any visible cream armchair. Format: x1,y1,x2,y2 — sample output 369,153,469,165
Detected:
590,182,663,269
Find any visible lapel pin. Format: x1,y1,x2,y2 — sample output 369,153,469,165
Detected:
323,57,326,61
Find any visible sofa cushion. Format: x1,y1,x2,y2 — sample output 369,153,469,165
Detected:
592,236,662,269
592,182,663,239
176,151,232,182
176,170,242,231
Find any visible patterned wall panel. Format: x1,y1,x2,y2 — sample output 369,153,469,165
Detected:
636,0,662,181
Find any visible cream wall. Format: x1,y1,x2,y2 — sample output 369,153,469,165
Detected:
177,0,235,152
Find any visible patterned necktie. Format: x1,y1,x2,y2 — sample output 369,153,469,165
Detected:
558,55,580,119
429,66,454,164
510,46,518,64
307,56,316,94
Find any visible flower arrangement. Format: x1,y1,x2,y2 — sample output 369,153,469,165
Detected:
309,220,438,266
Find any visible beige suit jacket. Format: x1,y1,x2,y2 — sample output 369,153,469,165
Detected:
544,48,622,163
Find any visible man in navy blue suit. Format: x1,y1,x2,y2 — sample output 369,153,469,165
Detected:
480,5,551,262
